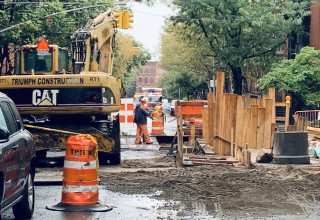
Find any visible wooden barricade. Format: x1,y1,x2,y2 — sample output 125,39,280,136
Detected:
202,72,291,156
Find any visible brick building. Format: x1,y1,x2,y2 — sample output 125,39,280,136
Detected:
135,61,165,96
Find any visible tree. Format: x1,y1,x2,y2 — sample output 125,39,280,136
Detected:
258,46,320,110
113,34,151,97
0,0,112,46
170,0,311,95
159,23,212,100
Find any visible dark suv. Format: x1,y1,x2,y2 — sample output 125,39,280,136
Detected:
0,92,35,219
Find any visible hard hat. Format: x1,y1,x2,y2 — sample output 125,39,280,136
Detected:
141,97,148,102
155,106,160,111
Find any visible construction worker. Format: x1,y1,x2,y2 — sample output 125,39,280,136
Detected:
134,97,154,144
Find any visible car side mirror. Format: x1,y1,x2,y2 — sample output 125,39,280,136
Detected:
0,126,10,143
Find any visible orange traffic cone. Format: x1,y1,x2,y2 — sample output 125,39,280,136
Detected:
46,134,112,212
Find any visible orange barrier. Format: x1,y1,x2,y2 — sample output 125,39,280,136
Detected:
151,109,165,135
119,98,134,123
177,100,206,126
46,134,112,212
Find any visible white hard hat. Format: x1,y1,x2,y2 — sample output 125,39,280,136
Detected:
141,97,148,102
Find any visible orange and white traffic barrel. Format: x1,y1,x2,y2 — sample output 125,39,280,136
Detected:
46,134,112,212
151,106,165,135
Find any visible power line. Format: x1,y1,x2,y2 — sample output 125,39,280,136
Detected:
0,2,80,5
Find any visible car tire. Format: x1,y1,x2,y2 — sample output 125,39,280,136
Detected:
12,171,35,219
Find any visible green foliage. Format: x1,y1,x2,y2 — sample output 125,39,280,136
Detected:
113,34,151,97
158,70,208,101
159,23,212,100
0,0,112,46
169,0,311,94
258,47,320,107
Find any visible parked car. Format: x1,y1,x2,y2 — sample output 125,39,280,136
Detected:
170,100,177,116
0,92,36,219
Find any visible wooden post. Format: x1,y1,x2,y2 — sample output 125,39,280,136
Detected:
250,105,258,148
285,102,290,131
189,122,195,147
202,107,208,141
263,99,273,149
176,106,183,167
231,127,234,157
216,72,224,154
244,150,252,168
207,92,214,147
268,87,276,123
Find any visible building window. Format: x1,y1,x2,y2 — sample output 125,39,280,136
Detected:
149,67,155,74
144,67,148,73
138,87,142,93
144,77,148,83
150,78,154,84
139,77,142,83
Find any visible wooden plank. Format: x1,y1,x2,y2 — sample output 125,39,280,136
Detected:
215,72,224,155
184,158,238,164
189,122,196,146
244,94,251,107
257,108,265,149
202,107,208,141
268,87,276,100
250,98,257,106
186,155,230,160
250,105,258,148
243,107,251,148
230,94,237,157
222,94,230,155
235,96,245,148
263,99,273,149
268,88,276,123
275,102,287,107
176,106,183,167
207,92,214,147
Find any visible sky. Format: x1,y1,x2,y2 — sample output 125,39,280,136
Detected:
120,1,176,60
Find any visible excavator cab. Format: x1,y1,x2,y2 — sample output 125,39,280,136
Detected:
15,40,70,75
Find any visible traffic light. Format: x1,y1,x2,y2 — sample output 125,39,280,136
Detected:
122,11,134,29
114,12,123,29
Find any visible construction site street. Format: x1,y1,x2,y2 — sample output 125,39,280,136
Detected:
2,115,320,219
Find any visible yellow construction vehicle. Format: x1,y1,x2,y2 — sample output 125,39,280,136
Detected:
0,9,130,165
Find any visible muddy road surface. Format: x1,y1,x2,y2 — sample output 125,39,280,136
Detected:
3,135,320,219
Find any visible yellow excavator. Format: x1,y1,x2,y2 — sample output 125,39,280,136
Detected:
0,9,130,165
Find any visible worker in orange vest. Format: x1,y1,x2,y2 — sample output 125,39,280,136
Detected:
134,97,154,144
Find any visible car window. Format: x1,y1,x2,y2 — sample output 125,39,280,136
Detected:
0,101,19,134
9,102,23,127
0,107,8,130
